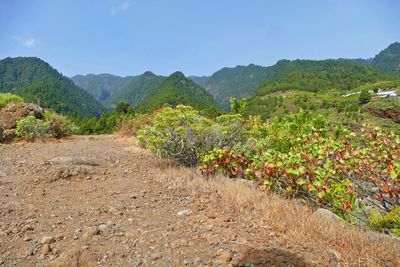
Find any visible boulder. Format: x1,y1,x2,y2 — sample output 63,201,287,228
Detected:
0,103,43,130
313,208,342,224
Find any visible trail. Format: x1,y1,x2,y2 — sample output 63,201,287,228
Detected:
0,135,336,266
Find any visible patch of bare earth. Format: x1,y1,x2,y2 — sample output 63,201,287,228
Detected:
0,135,399,266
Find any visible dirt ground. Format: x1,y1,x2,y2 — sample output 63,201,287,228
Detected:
0,135,398,266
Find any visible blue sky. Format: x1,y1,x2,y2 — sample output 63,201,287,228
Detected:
0,0,399,77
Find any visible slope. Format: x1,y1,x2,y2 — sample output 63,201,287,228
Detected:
71,73,134,104
138,71,220,115
106,71,165,108
0,57,105,117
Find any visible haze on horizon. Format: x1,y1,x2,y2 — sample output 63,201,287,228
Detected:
0,0,399,77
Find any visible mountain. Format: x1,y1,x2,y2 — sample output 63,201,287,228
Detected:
137,71,220,115
245,59,398,124
254,59,393,96
370,42,400,76
190,64,270,109
0,57,105,117
71,73,134,104
190,43,400,109
106,71,165,108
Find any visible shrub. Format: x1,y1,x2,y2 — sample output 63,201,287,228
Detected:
117,113,154,136
15,112,77,140
44,111,77,138
15,115,49,140
137,105,245,166
368,207,400,236
201,112,400,217
0,93,23,110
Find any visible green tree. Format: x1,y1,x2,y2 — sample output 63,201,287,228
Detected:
115,101,130,114
359,90,371,105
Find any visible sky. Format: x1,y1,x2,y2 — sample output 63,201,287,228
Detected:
0,0,399,77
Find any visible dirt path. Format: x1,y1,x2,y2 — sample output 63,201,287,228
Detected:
0,136,397,266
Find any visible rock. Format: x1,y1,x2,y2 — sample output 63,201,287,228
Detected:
216,249,232,263
97,224,108,232
47,156,104,166
48,248,96,267
40,236,55,244
81,226,99,240
177,209,192,217
42,244,51,256
2,129,15,142
150,253,163,261
0,103,43,130
313,208,342,224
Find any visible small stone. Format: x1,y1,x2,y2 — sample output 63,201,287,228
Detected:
326,249,341,267
177,209,192,217
40,236,55,244
150,253,162,260
21,225,34,232
216,249,232,263
97,224,107,232
23,236,32,241
42,244,51,256
81,226,99,240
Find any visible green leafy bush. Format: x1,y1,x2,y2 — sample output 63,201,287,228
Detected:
15,115,49,140
0,93,23,110
368,207,400,236
137,105,244,166
200,111,400,217
15,113,77,140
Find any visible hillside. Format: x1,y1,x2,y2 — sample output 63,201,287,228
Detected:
190,64,270,109
71,73,134,104
370,42,400,76
138,72,220,115
0,57,105,117
106,71,165,108
254,59,393,96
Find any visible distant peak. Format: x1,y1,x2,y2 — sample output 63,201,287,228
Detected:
142,71,155,77
170,71,186,79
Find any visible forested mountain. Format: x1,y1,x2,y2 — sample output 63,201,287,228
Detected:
190,64,269,109
189,42,400,109
254,59,393,96
106,71,165,108
0,57,105,117
71,73,134,104
370,42,400,76
137,72,220,115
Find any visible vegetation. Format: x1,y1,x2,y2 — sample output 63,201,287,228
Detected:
135,104,400,236
15,112,77,140
106,71,165,109
370,42,400,76
137,71,221,117
137,105,243,166
71,73,134,105
0,93,23,109
0,57,105,117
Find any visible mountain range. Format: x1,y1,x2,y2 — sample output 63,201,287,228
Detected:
72,42,400,110
0,42,399,118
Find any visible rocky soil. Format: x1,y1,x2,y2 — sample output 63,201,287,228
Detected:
0,135,397,266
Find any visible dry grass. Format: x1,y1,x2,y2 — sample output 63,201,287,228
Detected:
157,162,400,266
